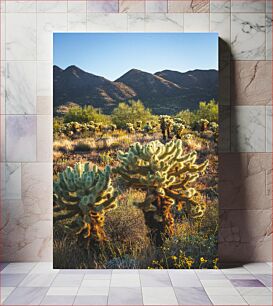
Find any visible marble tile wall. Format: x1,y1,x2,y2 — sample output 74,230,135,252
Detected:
0,0,272,262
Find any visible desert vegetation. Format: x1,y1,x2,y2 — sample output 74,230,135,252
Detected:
53,100,219,269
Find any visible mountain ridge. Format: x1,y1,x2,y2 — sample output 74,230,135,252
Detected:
53,65,218,115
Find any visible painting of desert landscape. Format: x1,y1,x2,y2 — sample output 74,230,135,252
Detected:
53,33,219,269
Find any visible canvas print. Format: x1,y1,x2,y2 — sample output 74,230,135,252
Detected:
53,33,219,269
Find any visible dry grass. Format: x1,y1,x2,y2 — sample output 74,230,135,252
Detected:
105,189,149,252
53,138,74,153
73,140,95,152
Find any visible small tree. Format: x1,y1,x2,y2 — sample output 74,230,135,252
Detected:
196,100,218,123
112,100,153,129
176,109,197,127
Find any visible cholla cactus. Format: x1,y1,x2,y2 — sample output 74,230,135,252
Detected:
81,123,88,133
159,115,174,141
143,122,153,133
136,120,142,131
173,123,185,139
126,123,135,134
209,121,219,142
110,124,117,132
87,122,96,133
95,122,103,132
115,139,208,246
200,119,209,131
183,133,193,140
209,122,218,132
174,117,185,125
53,163,118,245
62,121,81,136
62,122,94,136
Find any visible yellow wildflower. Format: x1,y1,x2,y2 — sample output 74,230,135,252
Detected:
186,257,194,269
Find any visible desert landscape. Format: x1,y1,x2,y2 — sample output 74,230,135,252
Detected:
53,33,219,269
53,66,218,269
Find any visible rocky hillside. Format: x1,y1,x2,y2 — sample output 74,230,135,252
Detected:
53,65,218,114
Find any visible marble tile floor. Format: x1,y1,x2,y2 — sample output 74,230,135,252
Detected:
0,262,272,305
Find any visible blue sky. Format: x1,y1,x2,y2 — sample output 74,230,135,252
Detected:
53,33,218,81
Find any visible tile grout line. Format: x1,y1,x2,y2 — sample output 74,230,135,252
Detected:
195,268,227,304
106,269,113,305
71,269,85,306
168,270,179,305
138,269,144,306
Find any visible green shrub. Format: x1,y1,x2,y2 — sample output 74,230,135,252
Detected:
73,141,93,152
112,100,153,129
64,105,111,124
176,100,218,128
196,100,218,123
175,110,197,127
53,117,65,135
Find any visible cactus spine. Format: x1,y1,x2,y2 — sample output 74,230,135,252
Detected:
115,139,208,246
53,163,118,245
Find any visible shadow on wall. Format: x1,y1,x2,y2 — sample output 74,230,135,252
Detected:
218,38,272,266
218,38,246,267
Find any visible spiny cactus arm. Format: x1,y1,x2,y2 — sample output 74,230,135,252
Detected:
164,189,185,201
97,184,114,198
187,196,206,218
164,187,197,201
169,173,200,190
92,190,118,209
176,151,196,163
183,173,200,184
54,188,80,202
103,201,118,212
53,185,81,208
185,160,209,173
76,221,90,238
170,159,209,177
54,197,80,211
93,174,109,194
169,163,192,177
157,142,177,160
53,210,79,223
94,198,117,212
95,188,115,204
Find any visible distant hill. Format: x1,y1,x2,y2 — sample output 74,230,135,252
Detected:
53,65,218,115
